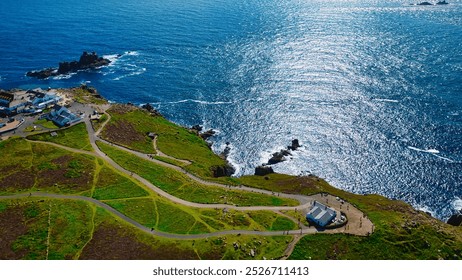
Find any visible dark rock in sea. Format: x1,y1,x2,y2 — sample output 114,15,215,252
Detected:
191,125,203,132
200,129,215,140
265,139,301,165
26,68,57,79
447,210,462,226
255,165,274,176
268,150,288,165
288,139,301,151
436,1,448,4
27,51,111,79
211,164,235,177
417,1,433,5
141,103,161,116
220,144,231,159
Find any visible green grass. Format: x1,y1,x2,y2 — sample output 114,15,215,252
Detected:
93,165,149,200
27,123,93,151
155,200,203,234
101,104,229,178
0,198,94,260
247,211,297,231
33,119,59,129
105,198,158,229
78,206,292,260
97,141,298,207
289,220,462,260
0,197,292,260
154,155,189,167
0,139,95,195
46,200,94,259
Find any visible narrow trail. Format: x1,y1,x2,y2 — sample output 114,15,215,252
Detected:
152,135,191,165
45,201,52,260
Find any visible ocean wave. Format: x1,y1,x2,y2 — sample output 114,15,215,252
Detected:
432,154,456,163
154,99,234,105
452,198,462,211
104,51,140,67
408,146,439,154
375,98,399,103
113,67,146,81
417,205,436,217
408,146,455,162
51,72,77,80
213,142,242,176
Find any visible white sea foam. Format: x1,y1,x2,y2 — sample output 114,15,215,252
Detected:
113,67,146,81
103,54,122,67
220,143,243,177
52,72,76,80
417,205,436,217
375,98,399,103
432,154,455,163
226,154,243,177
408,146,439,154
408,146,455,162
452,198,462,211
156,99,234,105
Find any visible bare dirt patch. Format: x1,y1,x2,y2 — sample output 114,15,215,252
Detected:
0,164,21,175
51,155,73,165
37,168,92,192
102,120,144,147
0,205,29,259
80,222,198,260
109,104,137,115
36,156,93,192
0,170,36,191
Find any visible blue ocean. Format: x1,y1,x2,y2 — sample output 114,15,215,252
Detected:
1,0,461,220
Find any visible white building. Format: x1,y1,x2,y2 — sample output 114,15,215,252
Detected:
306,201,337,227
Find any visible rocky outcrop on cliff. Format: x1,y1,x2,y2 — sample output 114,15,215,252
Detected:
211,164,235,177
141,103,162,116
200,129,216,140
447,210,462,226
27,51,112,79
254,165,274,176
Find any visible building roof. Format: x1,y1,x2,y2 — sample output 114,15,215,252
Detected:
306,201,336,227
0,92,14,102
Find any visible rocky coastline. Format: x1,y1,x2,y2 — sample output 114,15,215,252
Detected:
26,51,113,79
254,139,302,176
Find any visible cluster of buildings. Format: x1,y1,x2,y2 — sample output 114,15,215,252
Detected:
0,89,61,116
0,88,81,128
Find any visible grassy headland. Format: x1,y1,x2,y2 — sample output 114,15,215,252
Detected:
100,104,234,180
1,91,461,260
